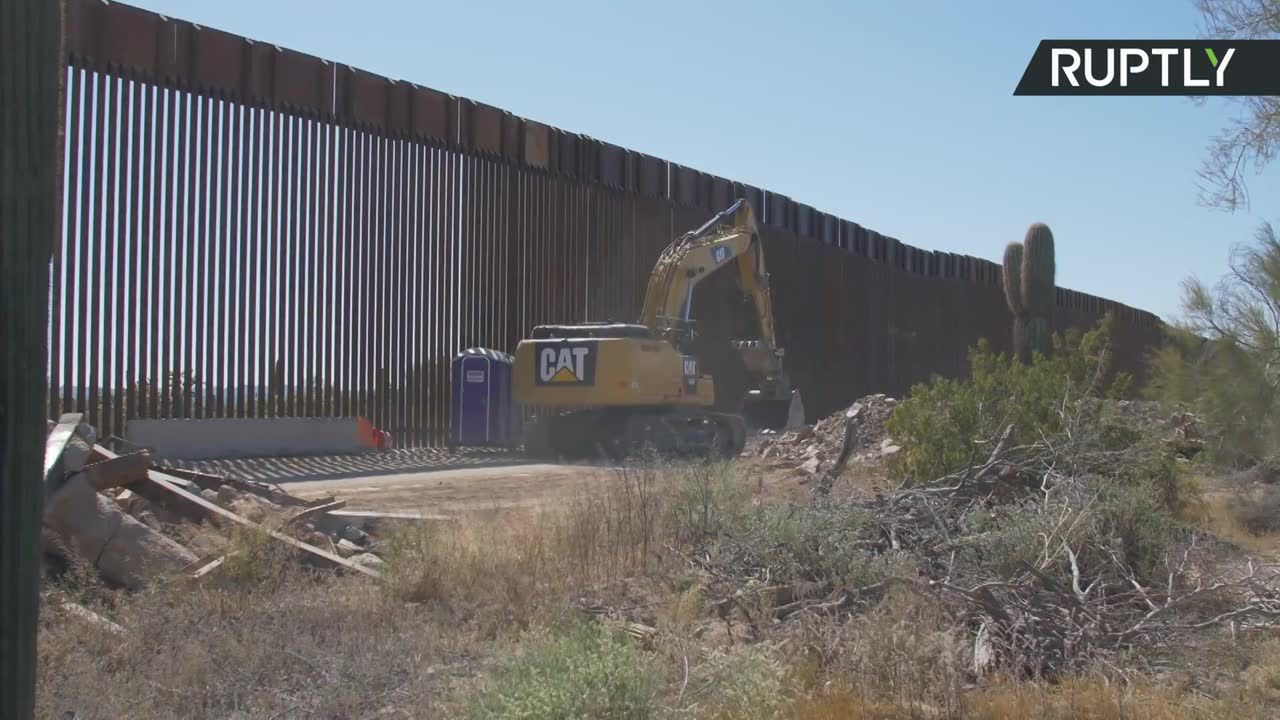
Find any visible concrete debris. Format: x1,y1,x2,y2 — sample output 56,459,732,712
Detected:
41,420,390,592
755,394,900,475
78,451,150,491
340,525,371,546
44,475,200,590
229,494,271,524
335,538,363,558
134,510,163,532
351,553,385,569
215,484,239,508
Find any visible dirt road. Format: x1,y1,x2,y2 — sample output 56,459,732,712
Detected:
169,448,613,517
283,463,611,516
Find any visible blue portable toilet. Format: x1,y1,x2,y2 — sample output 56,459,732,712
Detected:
451,348,518,447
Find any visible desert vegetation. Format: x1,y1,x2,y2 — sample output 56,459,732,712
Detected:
38,290,1280,718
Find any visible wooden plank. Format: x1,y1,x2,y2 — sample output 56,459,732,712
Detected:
283,499,347,529
61,602,126,635
139,466,381,578
78,451,151,491
153,465,306,506
190,554,231,579
92,443,376,576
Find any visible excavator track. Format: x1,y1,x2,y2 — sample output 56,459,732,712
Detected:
526,408,745,461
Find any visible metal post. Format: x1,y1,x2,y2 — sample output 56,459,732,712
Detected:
0,0,63,716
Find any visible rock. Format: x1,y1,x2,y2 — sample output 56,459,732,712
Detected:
135,510,162,532
336,538,363,558
350,553,384,569
43,476,199,590
229,495,268,523
115,490,145,514
754,393,900,467
798,458,823,475
215,484,239,507
340,525,370,546
61,424,97,476
119,492,182,526
200,488,220,505
880,438,897,452
881,445,902,461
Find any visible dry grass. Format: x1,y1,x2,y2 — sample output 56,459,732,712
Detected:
782,680,1223,720
36,461,1280,720
37,563,477,718
1185,479,1280,556
380,462,689,629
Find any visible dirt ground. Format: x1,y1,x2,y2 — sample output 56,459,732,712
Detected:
283,462,613,516
166,440,812,519
167,448,613,517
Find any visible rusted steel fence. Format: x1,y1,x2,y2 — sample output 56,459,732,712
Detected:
48,0,1164,445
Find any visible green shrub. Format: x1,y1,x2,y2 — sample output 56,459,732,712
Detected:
1093,479,1186,582
686,647,790,720
957,477,1185,588
887,317,1127,482
720,499,884,589
960,506,1055,579
1148,223,1280,466
1148,327,1280,466
465,623,661,720
220,526,293,589
380,522,448,604
667,461,750,545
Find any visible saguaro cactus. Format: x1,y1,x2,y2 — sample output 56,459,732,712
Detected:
1002,242,1027,361
1021,223,1056,359
1002,223,1057,362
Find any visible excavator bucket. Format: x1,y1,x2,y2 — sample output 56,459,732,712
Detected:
742,389,801,431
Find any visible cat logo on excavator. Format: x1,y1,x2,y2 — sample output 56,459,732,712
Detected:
536,342,597,385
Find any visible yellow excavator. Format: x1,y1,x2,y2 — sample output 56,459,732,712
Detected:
513,199,790,458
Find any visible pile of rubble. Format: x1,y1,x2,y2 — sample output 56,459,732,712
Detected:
756,394,901,476
42,415,394,600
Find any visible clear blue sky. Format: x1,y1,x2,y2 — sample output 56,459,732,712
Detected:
129,0,1278,321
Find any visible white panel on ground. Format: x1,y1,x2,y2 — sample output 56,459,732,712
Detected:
126,417,376,461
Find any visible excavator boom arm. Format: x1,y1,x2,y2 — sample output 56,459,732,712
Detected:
638,199,778,350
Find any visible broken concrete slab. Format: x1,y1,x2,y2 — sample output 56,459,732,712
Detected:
44,476,199,590
350,553,384,570
79,451,151,491
335,538,362,558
